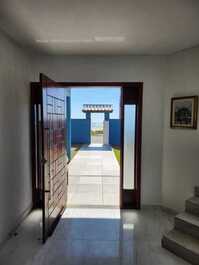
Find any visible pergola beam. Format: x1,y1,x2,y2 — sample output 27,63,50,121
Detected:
82,104,113,113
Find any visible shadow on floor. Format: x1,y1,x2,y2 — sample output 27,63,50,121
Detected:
0,209,42,265
26,207,189,265
80,144,112,151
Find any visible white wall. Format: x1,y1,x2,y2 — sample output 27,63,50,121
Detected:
0,30,33,245
162,47,199,212
32,54,168,205
2,26,197,244
103,120,109,145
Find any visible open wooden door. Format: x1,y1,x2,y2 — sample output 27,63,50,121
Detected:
40,74,68,242
121,83,143,209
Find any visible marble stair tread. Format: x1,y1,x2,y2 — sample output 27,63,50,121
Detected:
195,187,199,197
163,229,199,252
186,196,199,205
162,188,199,263
186,197,199,216
175,212,199,239
162,229,199,264
175,212,199,227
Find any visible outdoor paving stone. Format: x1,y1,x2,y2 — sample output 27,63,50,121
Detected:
68,144,120,207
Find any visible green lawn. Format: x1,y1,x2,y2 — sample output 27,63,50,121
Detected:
71,144,82,160
91,129,103,136
112,146,120,164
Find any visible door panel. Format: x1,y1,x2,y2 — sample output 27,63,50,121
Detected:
40,74,68,242
121,84,142,209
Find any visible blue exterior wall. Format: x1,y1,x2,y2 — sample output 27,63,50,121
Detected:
66,96,71,160
109,119,121,146
71,118,120,146
71,119,91,144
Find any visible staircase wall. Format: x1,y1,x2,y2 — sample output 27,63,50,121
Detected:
162,46,199,212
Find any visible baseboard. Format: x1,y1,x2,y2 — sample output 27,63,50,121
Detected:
141,204,162,210
160,205,178,215
141,204,179,216
0,203,33,249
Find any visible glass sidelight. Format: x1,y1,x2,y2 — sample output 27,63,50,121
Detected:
121,84,142,209
123,105,136,190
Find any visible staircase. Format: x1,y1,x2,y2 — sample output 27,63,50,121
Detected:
162,187,199,265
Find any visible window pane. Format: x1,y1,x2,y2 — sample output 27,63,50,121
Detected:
123,105,136,189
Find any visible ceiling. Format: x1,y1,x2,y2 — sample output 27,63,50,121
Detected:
0,0,199,55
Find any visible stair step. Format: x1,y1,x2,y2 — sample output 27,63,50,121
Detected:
195,187,199,197
175,212,199,239
186,197,199,216
162,229,199,265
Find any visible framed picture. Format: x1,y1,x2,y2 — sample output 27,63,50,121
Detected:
170,96,198,129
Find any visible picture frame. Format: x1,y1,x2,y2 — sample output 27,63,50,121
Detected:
170,96,198,129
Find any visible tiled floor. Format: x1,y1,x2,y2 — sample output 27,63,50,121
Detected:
91,134,104,144
68,144,120,207
0,145,191,265
26,207,190,265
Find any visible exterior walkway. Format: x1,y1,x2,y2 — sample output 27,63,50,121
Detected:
68,144,120,207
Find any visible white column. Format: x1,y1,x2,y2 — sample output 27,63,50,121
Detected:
103,120,109,145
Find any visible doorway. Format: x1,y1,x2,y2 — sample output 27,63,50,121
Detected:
91,112,104,144
68,87,121,207
31,76,143,242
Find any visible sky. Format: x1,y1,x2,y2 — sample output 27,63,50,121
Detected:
71,87,121,123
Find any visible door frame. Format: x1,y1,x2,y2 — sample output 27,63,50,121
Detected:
120,84,143,209
31,82,43,209
57,82,143,209
31,81,143,210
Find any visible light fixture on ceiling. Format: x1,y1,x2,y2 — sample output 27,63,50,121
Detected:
36,36,126,44
36,39,93,43
36,39,49,43
94,36,126,42
51,39,93,43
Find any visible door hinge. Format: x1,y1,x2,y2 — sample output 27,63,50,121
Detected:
41,157,47,164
